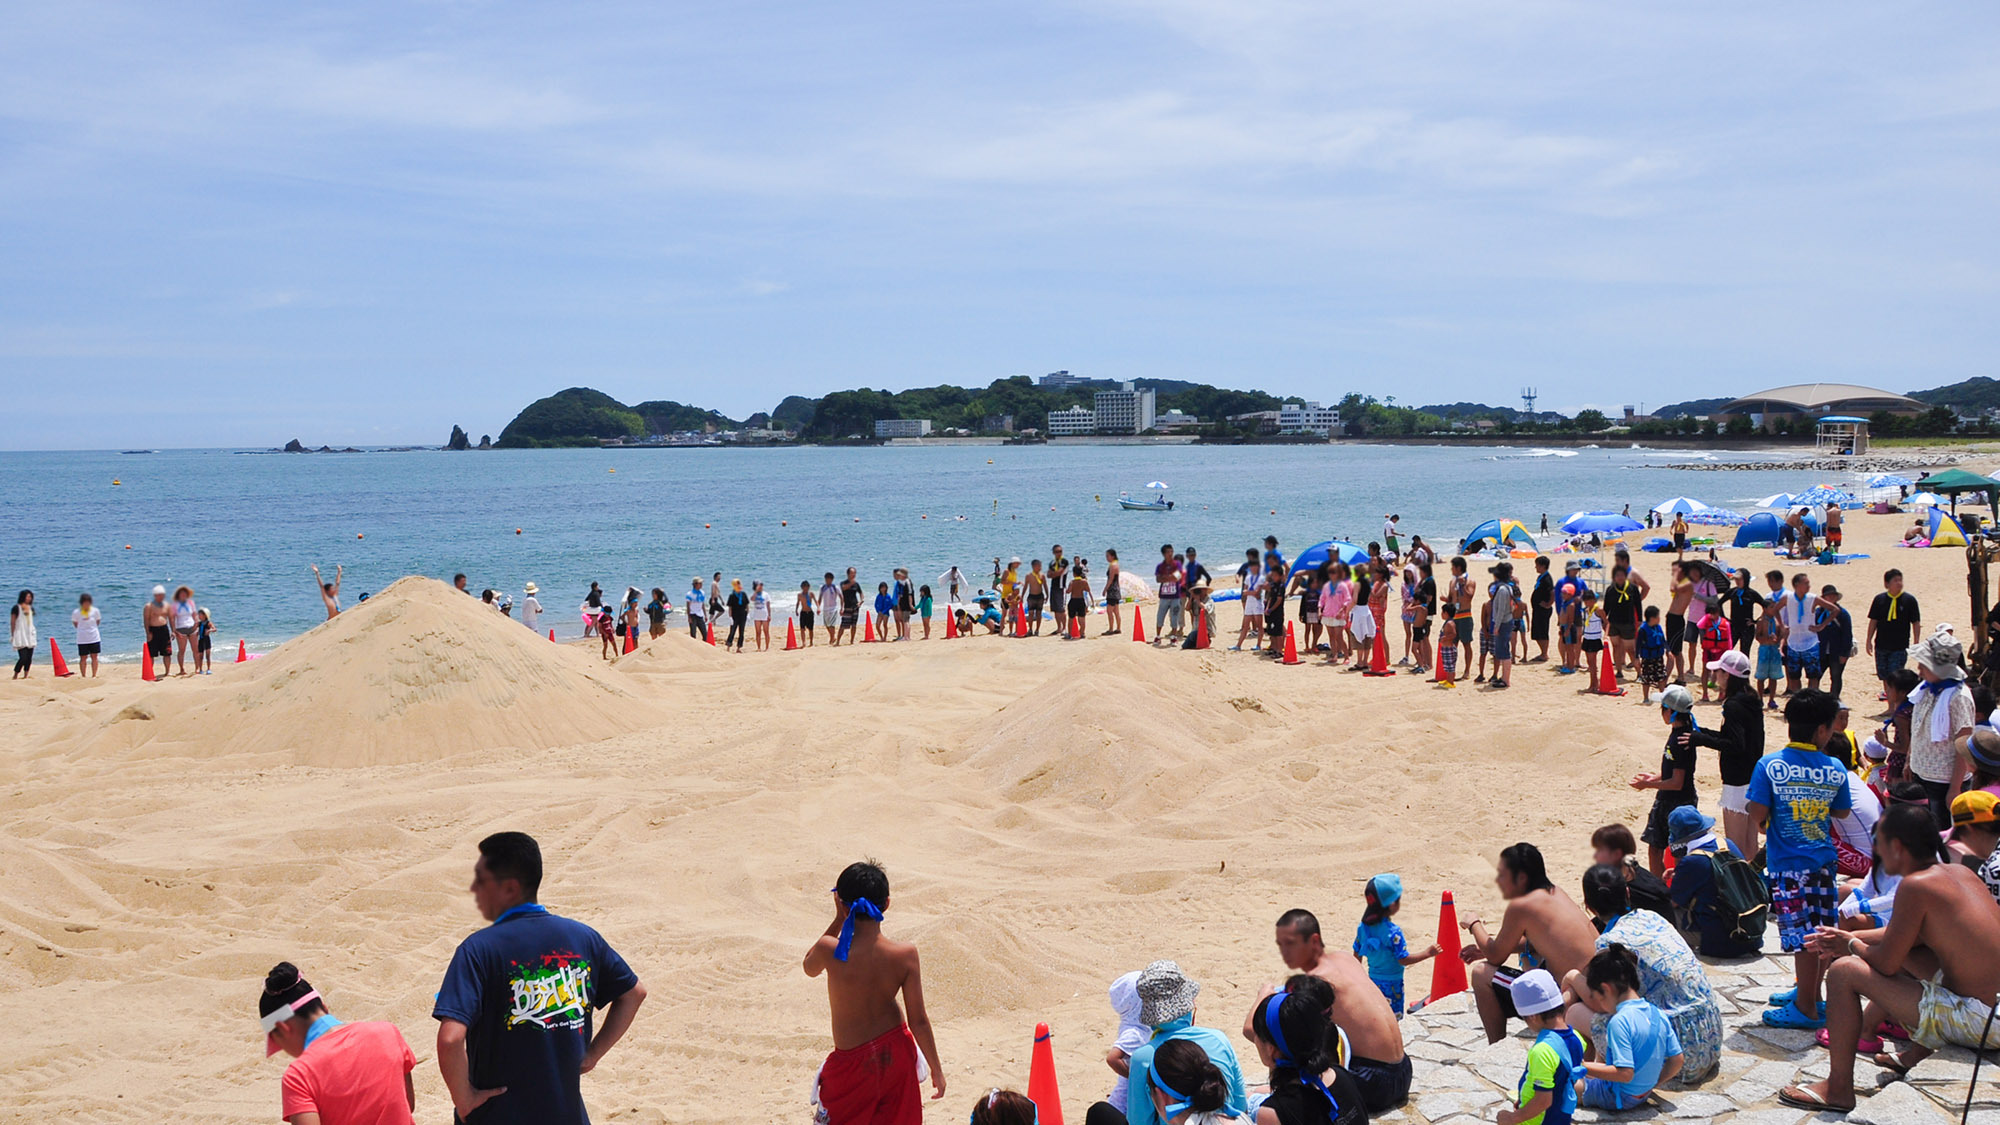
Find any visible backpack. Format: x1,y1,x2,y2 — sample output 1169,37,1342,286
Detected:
1708,848,1772,945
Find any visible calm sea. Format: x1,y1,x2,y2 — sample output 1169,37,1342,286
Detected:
0,443,1847,657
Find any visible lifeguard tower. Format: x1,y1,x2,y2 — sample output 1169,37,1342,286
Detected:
1816,415,1867,456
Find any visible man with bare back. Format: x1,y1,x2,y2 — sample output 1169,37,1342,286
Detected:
1459,842,1601,1045
1778,802,2000,1113
804,861,945,1124
1250,908,1411,1112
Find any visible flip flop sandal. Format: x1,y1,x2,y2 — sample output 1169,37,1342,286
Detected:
1778,1085,1854,1113
1873,1051,1918,1076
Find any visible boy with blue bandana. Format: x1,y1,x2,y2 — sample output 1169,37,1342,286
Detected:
805,861,945,1125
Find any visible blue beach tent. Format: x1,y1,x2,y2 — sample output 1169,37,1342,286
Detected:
1291,540,1368,573
1734,512,1782,547
1459,519,1537,553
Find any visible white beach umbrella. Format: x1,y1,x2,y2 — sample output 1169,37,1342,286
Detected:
1652,497,1709,516
1906,491,1946,507
1754,492,1796,509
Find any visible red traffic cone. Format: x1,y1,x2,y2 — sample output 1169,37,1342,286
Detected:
1069,613,1082,639
548,628,556,642
707,621,717,646
1362,621,1396,676
945,609,959,639
1131,608,1145,643
864,613,876,643
1016,604,1027,637
1195,605,1209,649
49,638,72,677
1027,1022,1065,1125
1595,644,1625,696
142,646,156,682
623,626,637,654
1281,622,1300,665
236,638,248,663
1424,891,1469,1005
785,618,798,650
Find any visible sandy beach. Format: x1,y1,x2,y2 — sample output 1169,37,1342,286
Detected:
2,485,1994,1123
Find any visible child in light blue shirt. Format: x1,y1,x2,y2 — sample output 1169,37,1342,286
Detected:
1351,874,1441,1016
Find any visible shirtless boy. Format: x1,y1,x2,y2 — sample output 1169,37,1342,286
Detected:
1248,908,1411,1112
312,564,342,619
804,862,945,1124
1779,802,2000,1113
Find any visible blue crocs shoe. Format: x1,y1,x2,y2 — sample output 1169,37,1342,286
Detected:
1766,987,1796,1007
1764,1002,1827,1030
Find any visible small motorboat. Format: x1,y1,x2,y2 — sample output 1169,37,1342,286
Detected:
1119,492,1174,511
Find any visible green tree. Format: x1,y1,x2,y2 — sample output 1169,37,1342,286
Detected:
1573,409,1609,432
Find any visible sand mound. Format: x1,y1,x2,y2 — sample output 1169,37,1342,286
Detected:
963,646,1265,814
53,577,671,767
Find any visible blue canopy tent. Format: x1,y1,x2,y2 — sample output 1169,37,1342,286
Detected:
1734,512,1782,547
1459,519,1537,553
1561,510,1644,535
1733,510,1821,547
1290,540,1368,573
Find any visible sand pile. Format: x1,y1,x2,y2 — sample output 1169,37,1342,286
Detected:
965,645,1268,813
50,576,671,767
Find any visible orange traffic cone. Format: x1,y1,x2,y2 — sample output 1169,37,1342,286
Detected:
707,621,717,646
48,638,72,677
1595,645,1625,696
548,628,556,642
864,613,877,643
1362,622,1395,676
1421,891,1469,1007
1281,622,1300,665
1195,605,1209,649
142,647,156,682
1027,1022,1065,1125
236,638,248,663
623,626,636,654
945,610,958,639
785,618,798,650
1131,610,1145,644
1069,613,1082,639
1016,604,1027,638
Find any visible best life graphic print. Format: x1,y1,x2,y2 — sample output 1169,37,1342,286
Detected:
507,950,593,1031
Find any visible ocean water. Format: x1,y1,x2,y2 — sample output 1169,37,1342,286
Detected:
0,443,1850,657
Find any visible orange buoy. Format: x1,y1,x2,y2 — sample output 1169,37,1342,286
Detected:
124,544,132,550
357,532,364,539
515,528,522,535
781,520,787,526
705,523,711,529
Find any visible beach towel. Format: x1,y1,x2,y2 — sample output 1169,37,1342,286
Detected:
813,1025,924,1125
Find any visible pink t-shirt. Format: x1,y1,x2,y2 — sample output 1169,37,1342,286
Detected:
280,1021,416,1125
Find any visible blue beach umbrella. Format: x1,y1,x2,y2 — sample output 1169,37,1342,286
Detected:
1866,473,1914,489
1754,492,1796,509
1291,540,1368,572
1561,510,1644,535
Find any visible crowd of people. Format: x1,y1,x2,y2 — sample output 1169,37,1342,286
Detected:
255,674,2000,1125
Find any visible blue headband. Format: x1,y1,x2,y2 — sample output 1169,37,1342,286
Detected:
1147,1064,1193,1117
1262,993,1341,1123
833,897,884,962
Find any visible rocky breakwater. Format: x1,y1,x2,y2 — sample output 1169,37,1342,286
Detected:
1668,453,1976,472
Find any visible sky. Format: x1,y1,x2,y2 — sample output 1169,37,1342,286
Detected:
2,1,1997,449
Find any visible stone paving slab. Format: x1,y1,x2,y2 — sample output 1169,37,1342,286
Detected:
1388,955,1996,1125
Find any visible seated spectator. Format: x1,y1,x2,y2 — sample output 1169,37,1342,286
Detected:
1089,961,1249,1125
1663,807,1763,958
1144,1038,1252,1125
1949,791,2000,900
1589,825,1674,924
1245,991,1367,1125
1461,843,1600,1047
1569,946,1685,1111
971,1090,1040,1125
1566,865,1724,1083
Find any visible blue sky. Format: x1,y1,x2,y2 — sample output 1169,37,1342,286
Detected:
2,1,1996,448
